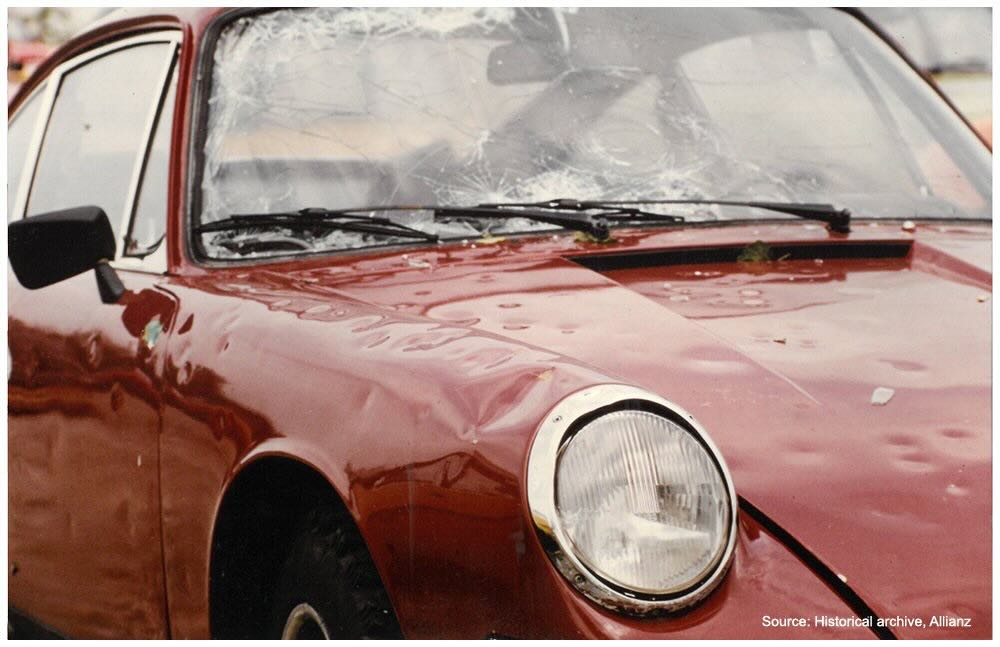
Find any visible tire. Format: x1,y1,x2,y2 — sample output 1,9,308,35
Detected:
268,506,403,639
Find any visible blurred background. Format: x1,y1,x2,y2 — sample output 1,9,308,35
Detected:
865,7,992,144
7,8,110,95
6,7,993,143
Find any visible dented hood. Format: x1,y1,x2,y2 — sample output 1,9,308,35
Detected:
321,221,991,636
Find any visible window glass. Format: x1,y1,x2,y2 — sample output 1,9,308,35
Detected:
127,61,178,257
198,9,990,260
27,42,172,247
7,91,43,218
865,8,991,72
677,29,918,197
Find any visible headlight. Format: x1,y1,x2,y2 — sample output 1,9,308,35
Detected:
527,385,737,615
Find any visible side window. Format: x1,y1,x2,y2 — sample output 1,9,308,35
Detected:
125,63,178,257
26,42,173,247
7,91,43,218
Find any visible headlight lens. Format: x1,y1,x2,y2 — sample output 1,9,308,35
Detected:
527,385,737,614
556,409,731,595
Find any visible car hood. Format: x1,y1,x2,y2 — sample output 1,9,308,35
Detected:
281,222,991,636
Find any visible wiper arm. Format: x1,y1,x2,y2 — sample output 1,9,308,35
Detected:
194,208,440,242
496,198,852,233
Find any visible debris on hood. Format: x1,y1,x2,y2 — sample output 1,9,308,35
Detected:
870,386,895,406
405,257,432,270
737,240,772,263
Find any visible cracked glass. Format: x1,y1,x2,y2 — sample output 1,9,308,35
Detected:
199,8,991,259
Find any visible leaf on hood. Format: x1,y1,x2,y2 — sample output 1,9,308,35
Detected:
737,240,772,262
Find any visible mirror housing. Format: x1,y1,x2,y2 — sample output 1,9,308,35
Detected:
8,206,125,303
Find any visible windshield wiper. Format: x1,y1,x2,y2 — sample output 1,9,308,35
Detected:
194,208,441,242
433,205,615,240
475,201,685,225
441,203,685,239
196,202,685,247
492,198,852,233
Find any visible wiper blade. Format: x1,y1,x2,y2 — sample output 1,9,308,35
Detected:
478,199,686,224
452,201,686,239
195,208,440,242
497,198,852,233
431,205,618,240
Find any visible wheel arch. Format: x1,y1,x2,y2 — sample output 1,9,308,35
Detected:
207,449,393,638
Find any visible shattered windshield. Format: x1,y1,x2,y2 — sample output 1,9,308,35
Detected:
198,8,990,258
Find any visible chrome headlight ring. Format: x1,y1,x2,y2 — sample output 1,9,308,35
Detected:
526,384,738,616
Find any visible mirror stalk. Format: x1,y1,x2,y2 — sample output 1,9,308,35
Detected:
95,260,125,304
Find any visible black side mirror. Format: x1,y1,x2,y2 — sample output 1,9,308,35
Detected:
8,206,125,304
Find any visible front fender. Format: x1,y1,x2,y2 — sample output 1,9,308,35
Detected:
154,272,614,637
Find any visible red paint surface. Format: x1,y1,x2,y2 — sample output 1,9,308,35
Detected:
7,7,992,640
9,275,177,638
11,221,990,638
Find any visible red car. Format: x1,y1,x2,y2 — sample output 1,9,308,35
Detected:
7,8,991,639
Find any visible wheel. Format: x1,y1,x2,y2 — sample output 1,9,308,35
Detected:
268,506,403,639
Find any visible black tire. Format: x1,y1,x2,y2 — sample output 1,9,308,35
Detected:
268,506,403,639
